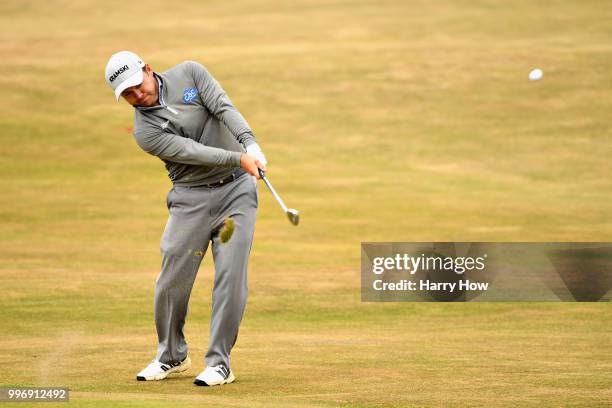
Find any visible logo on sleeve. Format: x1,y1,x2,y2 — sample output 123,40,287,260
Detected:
182,87,198,104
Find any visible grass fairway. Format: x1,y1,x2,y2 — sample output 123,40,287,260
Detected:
1,0,611,407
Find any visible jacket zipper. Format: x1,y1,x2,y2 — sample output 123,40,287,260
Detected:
165,105,179,115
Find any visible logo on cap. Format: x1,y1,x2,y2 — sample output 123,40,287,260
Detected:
182,87,198,104
109,64,130,83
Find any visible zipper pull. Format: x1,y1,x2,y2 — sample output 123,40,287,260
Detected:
166,105,179,115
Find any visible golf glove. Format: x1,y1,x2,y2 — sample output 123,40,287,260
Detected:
246,143,267,167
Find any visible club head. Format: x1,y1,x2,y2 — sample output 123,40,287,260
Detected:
286,209,300,226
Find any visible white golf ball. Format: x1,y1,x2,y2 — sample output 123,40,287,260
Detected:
529,68,543,81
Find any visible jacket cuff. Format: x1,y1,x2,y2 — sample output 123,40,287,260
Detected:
230,151,243,167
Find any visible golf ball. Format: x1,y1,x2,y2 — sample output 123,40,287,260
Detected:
529,68,543,81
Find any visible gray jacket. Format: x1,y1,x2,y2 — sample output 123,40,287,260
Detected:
133,61,255,186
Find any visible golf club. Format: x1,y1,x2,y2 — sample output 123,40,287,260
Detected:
258,168,299,226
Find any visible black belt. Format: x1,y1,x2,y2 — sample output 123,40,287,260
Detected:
194,169,246,188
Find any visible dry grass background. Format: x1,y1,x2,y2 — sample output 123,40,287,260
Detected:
0,1,611,406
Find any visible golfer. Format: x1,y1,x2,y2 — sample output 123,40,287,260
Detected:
104,51,266,386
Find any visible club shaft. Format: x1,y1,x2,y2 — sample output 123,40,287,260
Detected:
260,175,288,213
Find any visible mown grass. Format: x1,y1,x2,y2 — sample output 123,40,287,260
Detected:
0,0,610,407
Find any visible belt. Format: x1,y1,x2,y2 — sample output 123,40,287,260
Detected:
193,169,246,188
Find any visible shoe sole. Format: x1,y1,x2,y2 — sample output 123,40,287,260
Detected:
194,372,236,386
136,357,192,381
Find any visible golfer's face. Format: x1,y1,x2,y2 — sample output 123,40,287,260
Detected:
122,70,157,107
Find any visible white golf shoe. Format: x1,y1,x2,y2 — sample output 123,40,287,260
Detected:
136,356,191,381
193,364,235,386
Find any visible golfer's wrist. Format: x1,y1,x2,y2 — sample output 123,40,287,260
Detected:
239,153,251,170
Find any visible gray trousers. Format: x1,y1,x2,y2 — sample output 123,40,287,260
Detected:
154,173,257,369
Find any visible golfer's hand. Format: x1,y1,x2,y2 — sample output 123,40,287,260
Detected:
240,153,266,179
246,143,268,167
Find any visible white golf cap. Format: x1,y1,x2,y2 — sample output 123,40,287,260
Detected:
105,51,145,101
